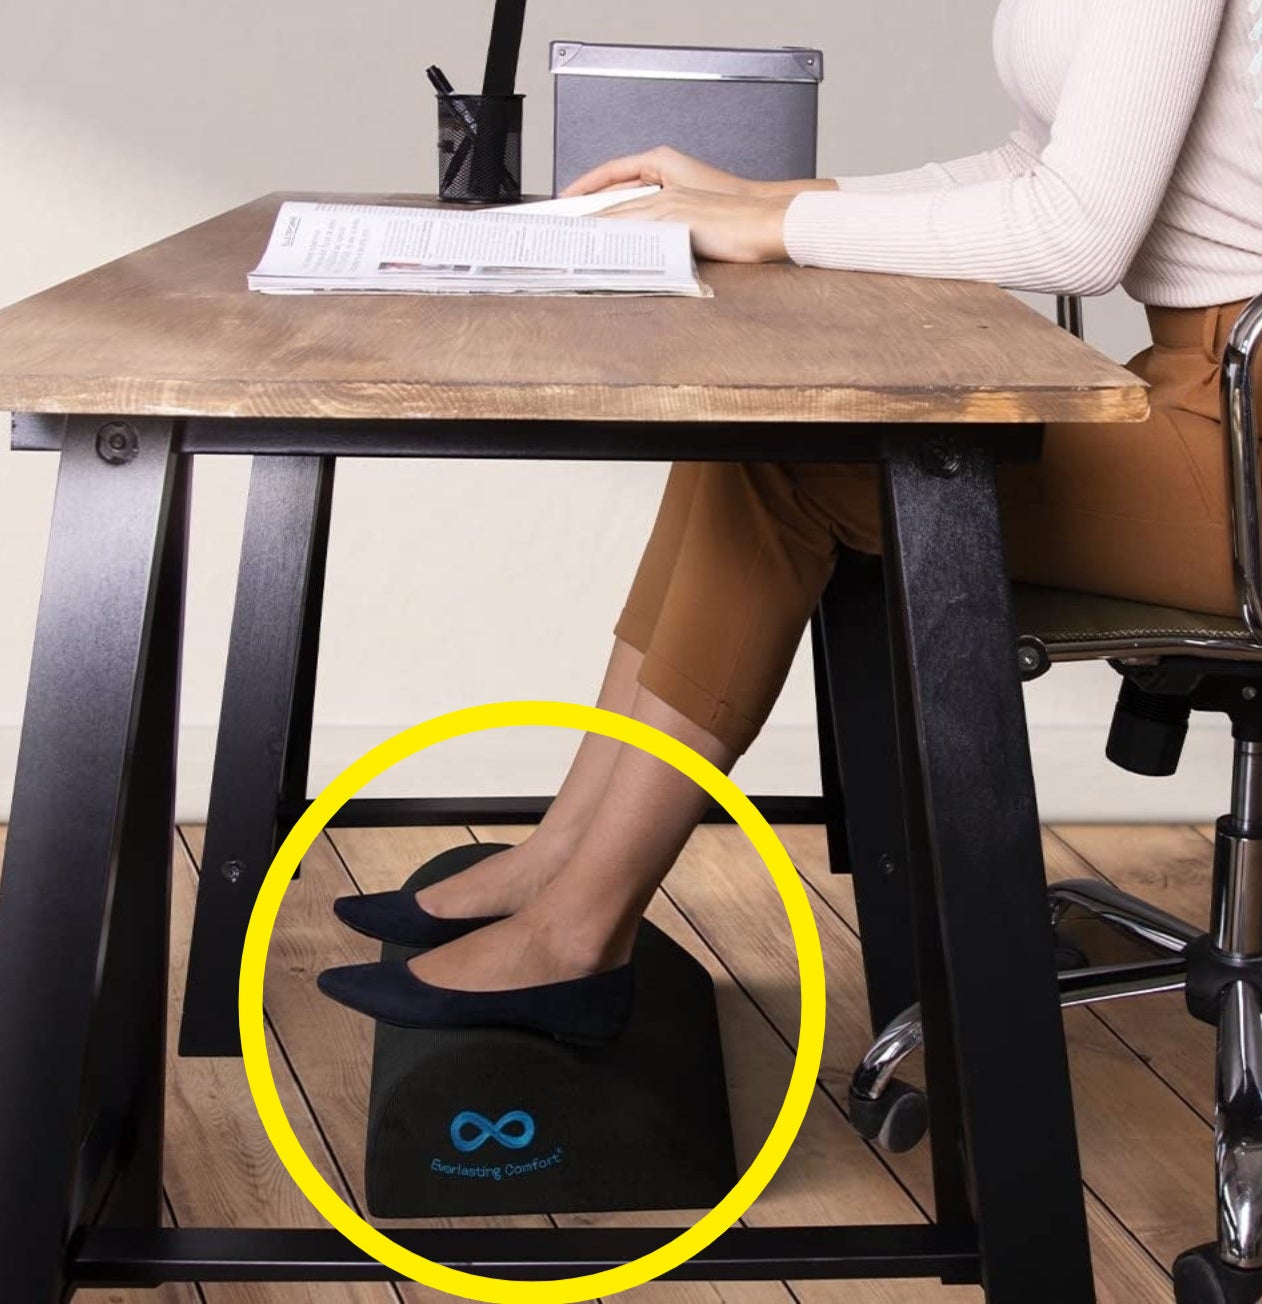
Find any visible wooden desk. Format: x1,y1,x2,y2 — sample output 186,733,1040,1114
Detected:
0,192,1146,1303
0,191,1143,426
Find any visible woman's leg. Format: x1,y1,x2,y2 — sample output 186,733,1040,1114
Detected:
416,465,704,920
996,301,1241,614
409,682,736,990
406,300,1247,997
408,460,867,990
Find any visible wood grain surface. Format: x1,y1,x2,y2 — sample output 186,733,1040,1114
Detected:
0,821,1220,1299
0,193,1147,426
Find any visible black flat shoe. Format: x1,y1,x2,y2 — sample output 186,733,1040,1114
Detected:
316,958,634,1045
333,843,511,948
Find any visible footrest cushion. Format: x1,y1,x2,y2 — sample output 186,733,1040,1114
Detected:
365,847,737,1218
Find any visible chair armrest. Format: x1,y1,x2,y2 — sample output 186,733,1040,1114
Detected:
1223,294,1262,638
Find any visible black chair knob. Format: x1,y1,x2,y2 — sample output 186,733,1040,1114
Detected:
1106,678,1193,777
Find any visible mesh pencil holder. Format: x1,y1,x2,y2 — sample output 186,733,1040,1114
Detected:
437,94,524,204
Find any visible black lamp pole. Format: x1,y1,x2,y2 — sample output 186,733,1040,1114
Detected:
457,0,527,200
482,0,528,95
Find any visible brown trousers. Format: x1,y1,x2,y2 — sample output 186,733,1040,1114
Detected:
614,300,1251,754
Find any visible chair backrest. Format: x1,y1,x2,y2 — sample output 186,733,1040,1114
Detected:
1057,294,1085,339
1022,289,1262,666
1223,295,1262,636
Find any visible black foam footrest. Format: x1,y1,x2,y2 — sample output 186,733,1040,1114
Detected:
365,846,737,1218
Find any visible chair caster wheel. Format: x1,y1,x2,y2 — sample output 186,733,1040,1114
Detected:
848,1079,929,1153
1173,1245,1262,1304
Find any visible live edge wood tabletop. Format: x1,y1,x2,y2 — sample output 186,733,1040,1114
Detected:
0,191,1147,426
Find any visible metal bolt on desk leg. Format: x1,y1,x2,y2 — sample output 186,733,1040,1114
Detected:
96,423,139,466
920,437,963,478
220,860,245,885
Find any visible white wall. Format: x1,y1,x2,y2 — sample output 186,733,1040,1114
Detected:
0,1,1229,821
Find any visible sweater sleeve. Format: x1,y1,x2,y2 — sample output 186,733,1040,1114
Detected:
835,124,1043,194
784,0,1227,296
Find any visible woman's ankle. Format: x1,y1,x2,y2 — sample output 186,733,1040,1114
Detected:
525,814,586,866
414,835,568,918
518,895,638,974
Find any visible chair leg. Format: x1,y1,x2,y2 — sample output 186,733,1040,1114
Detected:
1216,979,1262,1271
850,747,1262,1301
848,933,1187,1158
1172,978,1262,1303
1048,878,1201,954
847,1003,929,1154
1172,785,1262,1304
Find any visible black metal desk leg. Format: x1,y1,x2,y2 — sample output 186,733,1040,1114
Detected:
815,549,921,1032
809,606,851,876
0,418,183,1303
180,455,335,1058
90,452,190,1229
880,433,1094,1303
277,457,335,843
878,533,974,1251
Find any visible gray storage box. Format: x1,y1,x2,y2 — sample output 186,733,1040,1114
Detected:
551,42,823,194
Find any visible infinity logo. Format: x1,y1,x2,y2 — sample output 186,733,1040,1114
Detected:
449,1109,536,1153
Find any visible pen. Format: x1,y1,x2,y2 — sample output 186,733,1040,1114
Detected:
426,64,456,97
428,63,519,198
427,64,481,137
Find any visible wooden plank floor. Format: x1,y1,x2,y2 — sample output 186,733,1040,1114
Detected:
1,823,1225,1302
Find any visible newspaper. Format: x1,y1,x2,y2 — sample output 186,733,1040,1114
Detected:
248,199,707,297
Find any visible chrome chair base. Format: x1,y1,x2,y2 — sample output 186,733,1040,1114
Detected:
849,819,1262,1303
848,291,1262,1298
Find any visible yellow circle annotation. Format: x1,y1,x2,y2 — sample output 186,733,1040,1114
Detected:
238,700,826,1303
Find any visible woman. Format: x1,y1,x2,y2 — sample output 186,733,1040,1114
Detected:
319,0,1262,1042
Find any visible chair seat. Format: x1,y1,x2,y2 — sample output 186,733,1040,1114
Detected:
1012,582,1254,654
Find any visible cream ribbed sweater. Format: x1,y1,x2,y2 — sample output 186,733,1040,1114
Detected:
783,0,1262,307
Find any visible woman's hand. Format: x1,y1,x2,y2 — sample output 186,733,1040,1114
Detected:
599,186,793,264
566,144,838,263
564,145,840,202
562,146,756,198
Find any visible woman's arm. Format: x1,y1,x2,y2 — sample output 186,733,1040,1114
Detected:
587,123,1048,264
564,125,1044,203
785,0,1227,295
834,124,1043,194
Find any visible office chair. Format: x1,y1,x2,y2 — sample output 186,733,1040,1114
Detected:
846,289,1262,1304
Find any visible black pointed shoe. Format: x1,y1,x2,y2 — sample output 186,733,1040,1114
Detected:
333,842,512,949
316,958,634,1045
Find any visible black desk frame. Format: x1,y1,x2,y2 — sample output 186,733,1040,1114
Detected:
0,412,1095,1302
